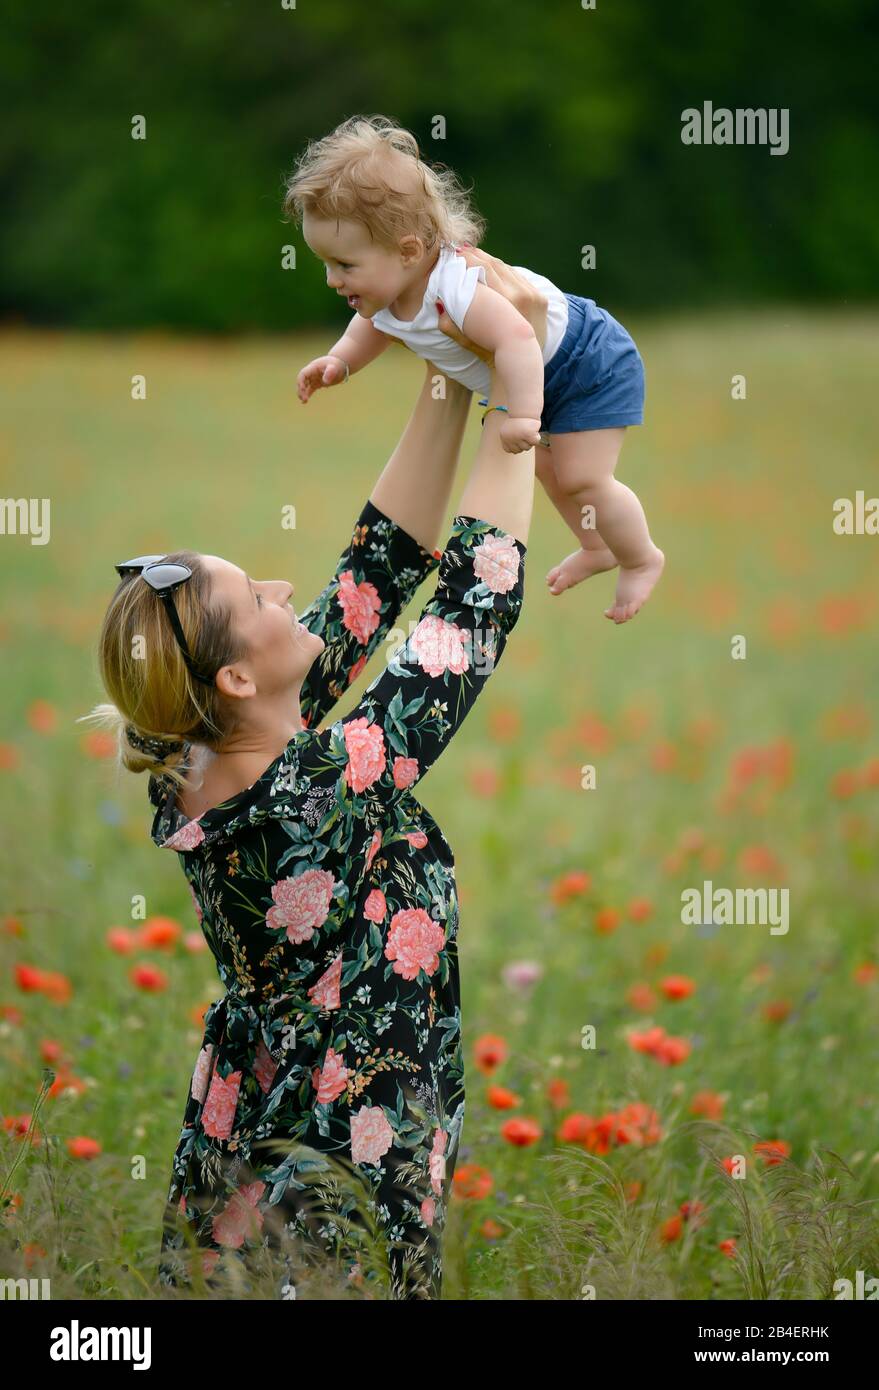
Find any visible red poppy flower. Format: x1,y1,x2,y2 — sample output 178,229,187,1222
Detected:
753,1139,791,1166
627,897,654,922
27,700,58,734
473,1034,508,1075
557,1112,596,1146
501,1117,542,1147
546,1077,570,1109
660,1214,682,1243
130,962,169,992
627,981,657,1011
549,871,591,905
453,1164,494,1200
139,915,182,949
80,731,116,759
48,1071,87,1100
487,1085,521,1110
660,975,696,1001
106,926,138,954
690,1090,725,1121
66,1136,102,1159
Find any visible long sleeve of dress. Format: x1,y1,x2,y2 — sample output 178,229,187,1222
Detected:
297,498,443,732
329,513,527,806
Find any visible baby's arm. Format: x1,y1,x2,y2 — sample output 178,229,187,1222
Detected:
298,314,392,403
460,282,544,453
328,312,393,375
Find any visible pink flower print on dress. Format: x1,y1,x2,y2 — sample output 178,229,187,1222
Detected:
337,570,382,645
405,830,428,850
365,828,383,871
308,952,342,1011
252,1038,279,1095
342,717,387,793
312,1046,350,1104
211,1179,267,1249
392,756,419,789
350,1105,395,1166
163,817,206,851
410,614,470,679
472,532,521,594
384,907,445,980
201,1068,242,1140
421,1195,436,1227
363,888,387,923
429,1127,448,1196
190,1043,215,1104
187,879,204,925
266,868,335,944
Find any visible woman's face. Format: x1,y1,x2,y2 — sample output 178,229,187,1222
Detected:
201,555,325,701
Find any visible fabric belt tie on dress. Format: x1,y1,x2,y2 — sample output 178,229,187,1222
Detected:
202,990,297,1075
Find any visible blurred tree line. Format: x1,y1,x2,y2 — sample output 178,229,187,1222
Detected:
1,0,876,330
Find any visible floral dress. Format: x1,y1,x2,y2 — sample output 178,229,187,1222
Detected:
147,499,526,1299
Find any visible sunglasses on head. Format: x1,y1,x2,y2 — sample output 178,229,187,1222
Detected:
114,555,216,686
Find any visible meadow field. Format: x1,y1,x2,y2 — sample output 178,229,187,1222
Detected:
1,314,878,1300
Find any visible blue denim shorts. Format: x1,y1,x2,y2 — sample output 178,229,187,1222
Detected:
540,293,645,434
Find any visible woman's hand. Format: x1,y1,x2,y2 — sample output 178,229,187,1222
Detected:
437,247,549,363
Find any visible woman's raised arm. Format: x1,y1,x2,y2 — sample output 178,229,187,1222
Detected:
297,369,473,730
368,364,473,555
297,386,533,810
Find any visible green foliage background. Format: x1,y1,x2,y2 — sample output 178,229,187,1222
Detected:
2,0,877,329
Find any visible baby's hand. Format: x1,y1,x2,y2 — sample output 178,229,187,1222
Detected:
297,355,348,404
499,415,543,454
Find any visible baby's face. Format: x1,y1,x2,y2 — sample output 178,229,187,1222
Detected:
302,213,413,317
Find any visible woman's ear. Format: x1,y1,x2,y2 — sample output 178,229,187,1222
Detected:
214,663,256,702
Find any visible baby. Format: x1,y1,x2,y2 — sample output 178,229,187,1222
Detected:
286,116,664,624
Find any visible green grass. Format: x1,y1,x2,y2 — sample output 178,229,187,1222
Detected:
1,315,878,1299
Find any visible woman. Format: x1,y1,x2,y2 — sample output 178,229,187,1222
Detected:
90,249,547,1301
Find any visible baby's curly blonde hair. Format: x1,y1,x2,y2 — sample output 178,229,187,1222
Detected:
283,114,486,255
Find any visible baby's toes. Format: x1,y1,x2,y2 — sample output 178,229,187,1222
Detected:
546,566,564,593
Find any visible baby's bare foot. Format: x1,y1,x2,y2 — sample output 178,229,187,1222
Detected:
604,544,665,624
546,545,618,595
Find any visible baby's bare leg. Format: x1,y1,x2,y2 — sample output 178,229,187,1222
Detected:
535,441,618,582
547,427,664,624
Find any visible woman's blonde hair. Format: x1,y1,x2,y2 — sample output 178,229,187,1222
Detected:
81,551,248,790
283,114,486,256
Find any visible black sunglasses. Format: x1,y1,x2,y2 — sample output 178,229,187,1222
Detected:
114,555,216,686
